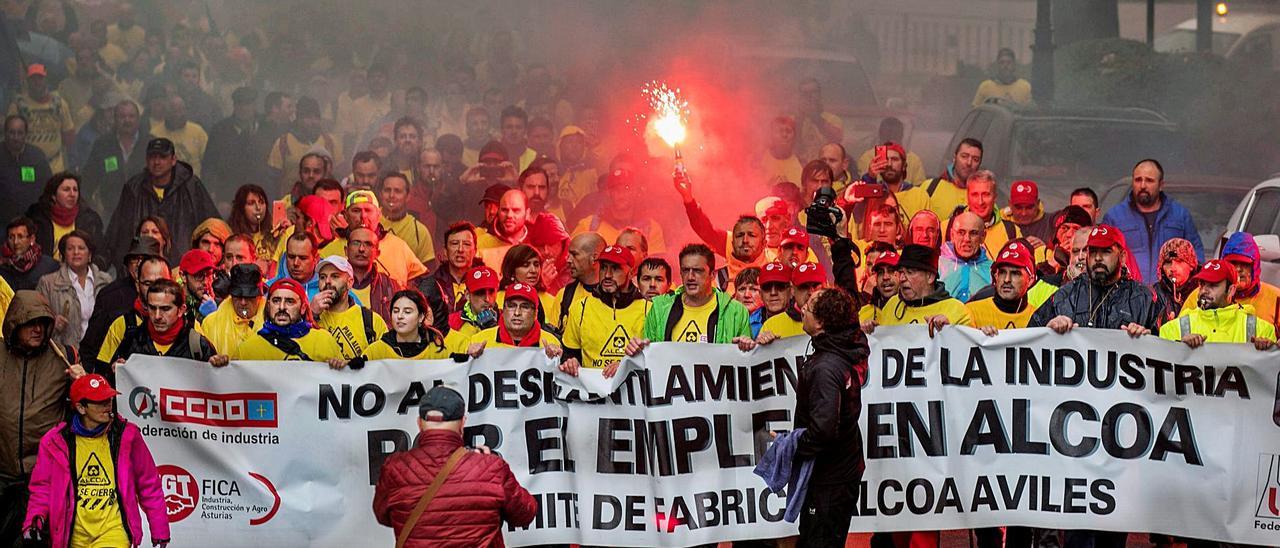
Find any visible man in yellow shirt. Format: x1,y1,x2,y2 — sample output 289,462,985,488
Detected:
865,244,972,333
558,245,649,376
552,233,605,328
860,249,900,325
443,266,501,354
796,78,844,161
7,64,75,172
106,5,146,57
499,106,537,172
1160,259,1277,350
377,172,435,264
335,65,391,152
476,189,529,269
96,257,171,367
236,278,344,366
759,261,827,340
311,256,387,360
466,282,562,355
920,138,984,220
572,168,666,255
148,95,207,177
202,264,264,360
967,240,1040,334
320,190,427,285
556,126,598,209
972,48,1033,107
267,97,341,193
854,118,926,185
761,116,803,185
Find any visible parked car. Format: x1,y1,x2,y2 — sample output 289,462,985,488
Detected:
1099,175,1256,252
1155,14,1280,70
1217,177,1280,287
944,101,1184,209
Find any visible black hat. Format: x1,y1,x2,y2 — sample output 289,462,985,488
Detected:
146,138,175,156
123,236,163,262
228,264,263,298
418,386,465,421
479,183,511,205
896,244,939,275
1055,205,1093,229
231,86,258,107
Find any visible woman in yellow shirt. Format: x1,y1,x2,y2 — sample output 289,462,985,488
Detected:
352,290,450,365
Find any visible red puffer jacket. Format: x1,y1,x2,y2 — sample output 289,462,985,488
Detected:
373,429,537,547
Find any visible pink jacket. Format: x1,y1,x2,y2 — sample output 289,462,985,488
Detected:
23,419,170,547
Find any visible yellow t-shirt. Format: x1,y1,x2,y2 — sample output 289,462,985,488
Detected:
71,434,128,547
761,153,803,185
551,282,592,329
381,215,436,264
235,329,343,361
672,299,717,343
317,305,388,359
201,299,263,359
8,93,75,171
149,121,209,177
761,311,806,339
859,303,886,324
965,297,1037,329
920,177,966,220
469,326,561,349
474,227,515,271
878,295,974,327
570,216,666,255
97,315,132,363
562,296,649,369
362,338,452,360
973,79,1033,107
266,132,343,188
52,222,74,260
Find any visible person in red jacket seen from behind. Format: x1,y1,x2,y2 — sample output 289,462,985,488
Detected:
23,374,170,547
374,385,536,547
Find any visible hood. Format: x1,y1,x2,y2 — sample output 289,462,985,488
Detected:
589,283,643,309
164,160,197,190
811,326,867,363
940,242,988,266
1157,238,1197,286
3,290,55,340
1222,232,1261,293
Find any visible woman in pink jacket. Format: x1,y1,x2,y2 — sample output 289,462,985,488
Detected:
22,374,170,547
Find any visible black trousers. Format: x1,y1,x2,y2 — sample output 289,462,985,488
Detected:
1063,530,1127,548
1,479,30,548
798,481,859,548
975,526,1034,547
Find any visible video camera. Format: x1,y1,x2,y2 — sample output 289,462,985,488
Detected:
804,186,845,239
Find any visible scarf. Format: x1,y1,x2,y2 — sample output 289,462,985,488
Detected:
147,316,184,346
497,319,542,347
259,320,312,340
51,203,78,226
0,242,42,272
379,327,445,357
71,414,109,437
133,298,147,315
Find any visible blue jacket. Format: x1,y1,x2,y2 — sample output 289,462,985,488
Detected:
1102,192,1203,282
939,242,992,303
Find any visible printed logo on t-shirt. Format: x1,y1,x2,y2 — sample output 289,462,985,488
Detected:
676,320,706,343
600,325,630,359
79,452,111,486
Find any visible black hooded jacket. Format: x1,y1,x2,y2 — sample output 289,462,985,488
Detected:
103,160,219,266
794,326,868,488
1029,274,1161,330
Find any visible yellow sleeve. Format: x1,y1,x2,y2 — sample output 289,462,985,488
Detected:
1158,318,1181,341
97,317,127,362
1258,318,1277,342
266,136,284,170
540,330,562,347
562,295,581,350
372,313,388,338
905,153,927,188
973,81,994,107
58,97,75,132
1179,288,1199,316
0,277,12,320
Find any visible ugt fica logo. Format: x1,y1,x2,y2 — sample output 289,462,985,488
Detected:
1256,454,1280,518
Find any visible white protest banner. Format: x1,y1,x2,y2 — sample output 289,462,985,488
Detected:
116,327,1280,546
115,339,804,547
856,325,1280,545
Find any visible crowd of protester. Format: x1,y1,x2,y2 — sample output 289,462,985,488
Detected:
0,1,1276,547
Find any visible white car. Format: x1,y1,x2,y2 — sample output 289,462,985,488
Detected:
1218,177,1280,287
1155,14,1280,70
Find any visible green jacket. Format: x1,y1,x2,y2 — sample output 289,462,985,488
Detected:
643,287,751,343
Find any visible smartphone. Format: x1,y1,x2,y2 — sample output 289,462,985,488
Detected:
272,200,288,230
851,183,887,199
874,145,888,165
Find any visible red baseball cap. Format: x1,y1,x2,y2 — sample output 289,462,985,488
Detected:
755,196,790,219
1010,180,1038,206
1223,253,1255,266
597,245,634,269
1192,259,1238,285
179,249,217,275
71,374,119,403
465,266,500,293
781,227,808,248
26,64,46,77
296,195,335,241
504,282,539,309
792,261,826,286
268,278,308,304
1086,224,1124,250
872,250,900,270
882,141,907,160
759,261,792,285
992,240,1035,273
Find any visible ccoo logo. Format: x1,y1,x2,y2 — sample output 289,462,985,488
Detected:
129,387,157,419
